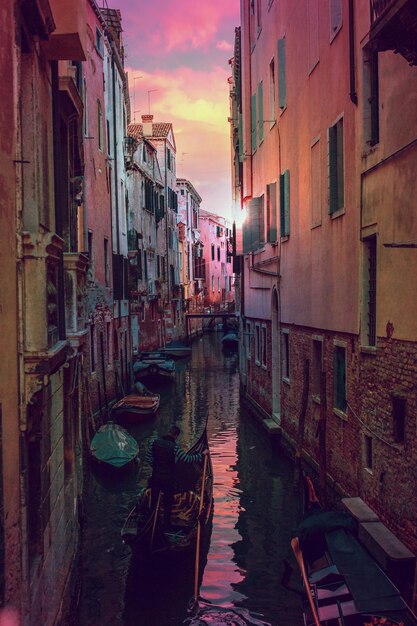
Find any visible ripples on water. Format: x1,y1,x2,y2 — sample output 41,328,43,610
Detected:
76,334,303,626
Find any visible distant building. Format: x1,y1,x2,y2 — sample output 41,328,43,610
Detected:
199,210,235,309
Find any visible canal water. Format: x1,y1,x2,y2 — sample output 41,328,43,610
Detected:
76,333,304,626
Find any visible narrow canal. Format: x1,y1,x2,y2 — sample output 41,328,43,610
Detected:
76,333,304,626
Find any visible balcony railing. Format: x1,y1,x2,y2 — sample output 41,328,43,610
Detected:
369,0,417,65
370,0,395,23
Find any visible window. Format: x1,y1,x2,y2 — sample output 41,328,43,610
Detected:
269,58,276,126
96,27,103,56
211,275,214,292
311,139,322,227
90,323,96,372
88,230,94,274
83,79,88,136
280,170,290,237
255,324,261,365
217,277,220,292
104,238,109,287
246,321,251,360
211,244,215,261
106,120,110,154
266,182,277,242
392,395,406,444
363,236,377,347
363,49,379,147
261,325,267,368
278,37,286,110
364,435,373,471
251,93,257,152
97,100,103,151
312,337,323,398
328,117,344,215
258,81,264,143
256,0,262,33
282,329,290,380
308,0,319,71
217,247,220,261
333,344,347,413
329,0,342,40
107,321,111,364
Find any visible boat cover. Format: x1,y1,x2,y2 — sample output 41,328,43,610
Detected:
91,422,139,467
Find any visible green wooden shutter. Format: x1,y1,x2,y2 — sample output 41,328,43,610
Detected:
258,81,264,143
267,182,277,242
251,93,257,152
336,119,344,211
238,113,243,161
328,124,337,214
278,38,286,109
280,171,290,236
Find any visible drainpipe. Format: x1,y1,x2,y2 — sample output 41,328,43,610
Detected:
111,43,121,325
349,0,358,105
165,139,170,295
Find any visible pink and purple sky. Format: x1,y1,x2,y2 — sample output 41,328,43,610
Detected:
108,0,240,218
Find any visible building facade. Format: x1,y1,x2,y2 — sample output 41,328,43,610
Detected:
231,0,417,553
199,210,235,309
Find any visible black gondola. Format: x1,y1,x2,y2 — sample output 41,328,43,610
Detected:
292,477,417,626
121,423,213,561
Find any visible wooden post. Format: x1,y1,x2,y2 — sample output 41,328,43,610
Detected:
318,370,327,506
293,359,310,490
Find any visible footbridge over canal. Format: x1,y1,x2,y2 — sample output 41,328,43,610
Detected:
185,311,238,338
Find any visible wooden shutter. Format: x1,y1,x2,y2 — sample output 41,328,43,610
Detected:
251,93,257,152
330,0,342,35
112,253,123,300
328,124,337,214
278,38,286,109
336,119,344,211
258,81,264,143
267,182,277,242
280,171,290,236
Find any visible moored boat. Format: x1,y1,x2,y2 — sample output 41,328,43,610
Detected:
90,421,139,469
133,351,175,382
121,423,213,561
292,477,417,626
161,340,192,359
111,382,160,424
221,331,239,350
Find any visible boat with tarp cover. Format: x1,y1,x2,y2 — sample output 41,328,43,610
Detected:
121,422,213,561
90,421,139,469
291,477,417,626
133,351,175,382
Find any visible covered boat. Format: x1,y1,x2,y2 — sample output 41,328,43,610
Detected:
111,382,160,424
161,340,192,359
221,331,239,349
292,478,417,626
121,423,213,561
90,421,139,469
133,351,175,382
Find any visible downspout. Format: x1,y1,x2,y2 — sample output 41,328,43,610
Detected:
349,0,358,105
165,139,170,295
111,43,121,326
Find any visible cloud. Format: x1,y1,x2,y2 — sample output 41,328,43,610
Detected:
216,40,233,51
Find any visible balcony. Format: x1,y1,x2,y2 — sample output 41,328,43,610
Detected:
42,0,87,61
369,0,417,65
64,252,89,342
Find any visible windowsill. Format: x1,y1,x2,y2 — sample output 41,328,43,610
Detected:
330,208,345,220
363,467,374,476
255,359,261,366
257,26,262,39
281,235,289,243
312,394,321,405
279,105,287,116
329,24,342,44
360,345,377,355
269,120,276,130
262,364,267,371
282,376,290,385
308,59,319,76
311,221,322,230
333,407,347,420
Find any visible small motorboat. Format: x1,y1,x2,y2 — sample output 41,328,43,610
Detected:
111,382,160,424
133,351,175,382
90,421,139,469
161,340,192,359
221,331,239,350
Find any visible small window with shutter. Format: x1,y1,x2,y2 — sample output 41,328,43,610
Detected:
329,0,342,41
258,81,264,143
278,37,286,110
251,93,257,152
328,118,344,215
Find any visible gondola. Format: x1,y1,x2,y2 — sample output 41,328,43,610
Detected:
121,423,213,561
291,477,417,626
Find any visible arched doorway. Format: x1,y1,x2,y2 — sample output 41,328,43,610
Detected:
271,287,281,424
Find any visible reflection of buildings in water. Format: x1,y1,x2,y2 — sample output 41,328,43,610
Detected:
230,411,303,618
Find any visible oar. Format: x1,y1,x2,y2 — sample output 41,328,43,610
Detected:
291,537,322,626
150,491,162,551
191,452,209,609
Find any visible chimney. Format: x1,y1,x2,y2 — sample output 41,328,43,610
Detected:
142,114,154,137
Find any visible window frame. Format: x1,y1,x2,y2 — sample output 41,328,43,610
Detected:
333,340,347,417
282,328,290,382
